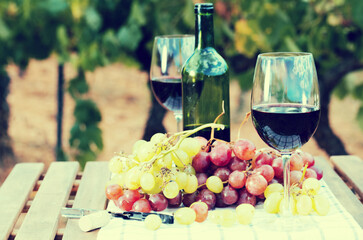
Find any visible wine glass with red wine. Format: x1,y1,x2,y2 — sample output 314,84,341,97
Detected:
251,52,320,230
150,35,195,132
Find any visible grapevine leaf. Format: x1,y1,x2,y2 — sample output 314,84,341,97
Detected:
334,78,349,100
0,19,10,40
236,68,254,91
352,83,363,100
69,123,82,148
86,124,103,150
68,74,89,99
38,0,68,14
74,99,102,125
76,151,97,169
117,23,142,51
351,0,363,28
84,7,102,31
357,105,363,131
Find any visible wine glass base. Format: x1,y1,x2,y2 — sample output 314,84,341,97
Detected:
255,215,314,232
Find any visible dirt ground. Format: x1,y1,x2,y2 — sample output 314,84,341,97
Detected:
2,56,363,181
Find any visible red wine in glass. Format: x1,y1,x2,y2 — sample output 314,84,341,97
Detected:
252,103,320,152
151,77,182,114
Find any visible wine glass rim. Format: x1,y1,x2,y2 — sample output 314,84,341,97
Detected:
155,34,194,39
258,52,312,57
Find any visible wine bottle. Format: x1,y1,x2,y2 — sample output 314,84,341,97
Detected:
182,3,230,141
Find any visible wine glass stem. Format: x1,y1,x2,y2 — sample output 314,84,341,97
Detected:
174,113,183,133
282,153,293,217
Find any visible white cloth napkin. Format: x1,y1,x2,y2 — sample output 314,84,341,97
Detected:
97,180,363,240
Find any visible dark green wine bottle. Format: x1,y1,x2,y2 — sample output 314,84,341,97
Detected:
182,3,230,141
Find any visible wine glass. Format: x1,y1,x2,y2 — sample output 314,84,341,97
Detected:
150,35,195,132
251,52,320,230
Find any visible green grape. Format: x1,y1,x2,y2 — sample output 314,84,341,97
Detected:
144,173,162,194
206,176,223,193
144,214,162,230
171,149,191,167
175,207,196,225
302,178,321,195
264,183,284,198
108,156,124,173
175,171,188,190
312,194,330,216
183,165,196,175
220,210,236,227
137,141,156,162
132,139,147,155
107,173,126,187
236,203,255,225
154,154,173,171
296,195,313,216
179,137,201,157
264,192,283,214
184,174,198,193
125,167,141,190
150,133,167,144
140,172,156,191
163,181,180,199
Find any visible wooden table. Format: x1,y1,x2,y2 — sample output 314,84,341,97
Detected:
0,156,362,240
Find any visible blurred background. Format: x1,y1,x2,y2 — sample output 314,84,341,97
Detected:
1,0,363,182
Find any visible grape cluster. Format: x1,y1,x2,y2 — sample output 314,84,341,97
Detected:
105,123,327,229
264,178,330,216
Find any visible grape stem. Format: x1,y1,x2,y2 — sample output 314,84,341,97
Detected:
144,123,225,167
237,112,251,140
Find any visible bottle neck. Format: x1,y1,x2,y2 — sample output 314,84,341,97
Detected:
195,13,214,49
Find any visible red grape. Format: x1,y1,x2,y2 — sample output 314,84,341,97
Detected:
237,188,256,206
123,189,140,204
182,192,198,207
215,193,228,207
305,168,318,179
209,142,232,166
196,189,216,210
290,153,304,171
272,157,283,179
300,151,315,167
148,194,168,211
254,151,274,167
192,151,211,173
196,173,208,189
132,199,152,213
221,185,238,205
228,170,246,189
167,191,182,207
190,202,209,223
232,139,256,161
246,174,267,196
213,167,231,181
309,165,323,180
254,165,274,182
228,156,247,171
105,184,123,200
117,195,133,211
290,170,303,185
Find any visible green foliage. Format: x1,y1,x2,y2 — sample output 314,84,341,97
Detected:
2,0,363,165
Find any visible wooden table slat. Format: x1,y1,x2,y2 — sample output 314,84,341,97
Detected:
315,156,363,228
14,162,79,240
62,161,110,240
0,163,44,240
331,155,363,200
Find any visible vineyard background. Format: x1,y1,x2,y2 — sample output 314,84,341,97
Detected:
2,56,362,182
1,0,363,182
